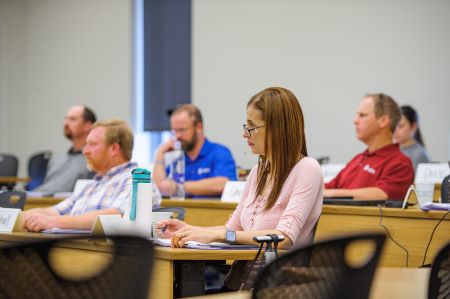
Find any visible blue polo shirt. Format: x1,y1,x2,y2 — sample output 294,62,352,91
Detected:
166,138,237,198
185,138,236,182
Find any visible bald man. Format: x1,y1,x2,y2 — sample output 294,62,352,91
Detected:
33,105,97,194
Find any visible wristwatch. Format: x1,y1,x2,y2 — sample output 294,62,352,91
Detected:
226,230,236,244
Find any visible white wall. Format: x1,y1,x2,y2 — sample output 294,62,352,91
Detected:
192,0,450,169
0,0,133,176
1,0,449,177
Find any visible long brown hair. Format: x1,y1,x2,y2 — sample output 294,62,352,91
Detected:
401,105,425,147
248,87,308,210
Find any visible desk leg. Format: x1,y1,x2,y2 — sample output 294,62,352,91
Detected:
151,259,173,299
174,260,205,298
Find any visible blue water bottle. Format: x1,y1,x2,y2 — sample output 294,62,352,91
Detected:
130,168,151,221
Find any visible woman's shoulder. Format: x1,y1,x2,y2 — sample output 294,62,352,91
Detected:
290,157,322,177
407,143,430,159
296,156,321,169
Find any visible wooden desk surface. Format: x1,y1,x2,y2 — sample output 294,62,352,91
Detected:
0,176,30,183
24,196,64,210
187,268,430,299
0,232,257,260
317,205,450,267
23,198,450,267
162,199,450,267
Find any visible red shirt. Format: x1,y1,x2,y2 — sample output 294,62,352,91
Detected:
325,144,414,200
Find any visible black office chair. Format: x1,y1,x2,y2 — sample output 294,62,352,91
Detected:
428,241,450,299
0,191,27,210
316,156,330,165
0,236,154,299
0,153,19,190
234,217,321,291
153,206,186,220
252,233,386,299
441,174,450,203
25,150,52,191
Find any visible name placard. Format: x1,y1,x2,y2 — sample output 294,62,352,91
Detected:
221,181,246,203
91,214,122,237
415,163,450,184
321,164,346,183
0,208,24,232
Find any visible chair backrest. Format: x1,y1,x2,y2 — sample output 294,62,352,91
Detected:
0,153,19,190
252,233,386,299
429,241,450,299
0,191,27,210
441,174,450,203
316,156,330,165
0,153,18,177
153,206,186,220
26,151,52,190
0,236,154,299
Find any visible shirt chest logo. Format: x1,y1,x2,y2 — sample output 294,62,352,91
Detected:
197,168,211,175
363,164,376,174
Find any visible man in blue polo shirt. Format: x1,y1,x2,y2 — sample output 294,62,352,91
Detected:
153,104,236,198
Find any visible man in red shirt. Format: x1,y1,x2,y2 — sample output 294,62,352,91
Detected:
324,93,414,200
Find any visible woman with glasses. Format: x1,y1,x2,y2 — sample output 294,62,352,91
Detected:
157,87,323,291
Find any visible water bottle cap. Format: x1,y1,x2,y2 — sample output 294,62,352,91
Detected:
174,140,182,150
132,168,151,182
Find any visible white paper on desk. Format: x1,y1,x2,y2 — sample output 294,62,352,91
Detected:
152,238,219,249
420,202,450,211
41,228,91,234
52,192,73,198
26,191,53,198
153,238,258,250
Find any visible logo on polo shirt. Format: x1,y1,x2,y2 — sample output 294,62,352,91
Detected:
363,164,376,174
197,168,211,175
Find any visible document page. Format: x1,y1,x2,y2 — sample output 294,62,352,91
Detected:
41,228,91,234
153,238,258,250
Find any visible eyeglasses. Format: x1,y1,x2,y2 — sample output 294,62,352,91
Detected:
171,127,190,134
243,124,264,137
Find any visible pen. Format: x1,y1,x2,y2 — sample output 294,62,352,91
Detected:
160,225,168,234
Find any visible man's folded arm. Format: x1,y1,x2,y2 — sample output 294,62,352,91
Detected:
324,187,388,200
184,177,229,196
52,208,122,230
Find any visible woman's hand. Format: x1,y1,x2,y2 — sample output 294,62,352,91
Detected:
155,218,190,238
171,227,224,248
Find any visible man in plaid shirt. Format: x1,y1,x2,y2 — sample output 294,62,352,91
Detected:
23,119,161,232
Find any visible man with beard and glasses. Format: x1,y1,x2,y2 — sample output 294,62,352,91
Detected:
153,104,237,198
32,105,96,195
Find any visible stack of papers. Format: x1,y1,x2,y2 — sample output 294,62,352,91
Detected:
41,228,91,234
420,202,450,211
26,191,53,198
153,238,258,250
53,192,73,198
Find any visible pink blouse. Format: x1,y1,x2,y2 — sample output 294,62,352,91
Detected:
226,157,323,248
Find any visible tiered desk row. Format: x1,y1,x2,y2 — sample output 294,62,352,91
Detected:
7,193,448,298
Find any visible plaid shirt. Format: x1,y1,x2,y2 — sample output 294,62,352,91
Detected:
54,162,161,215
